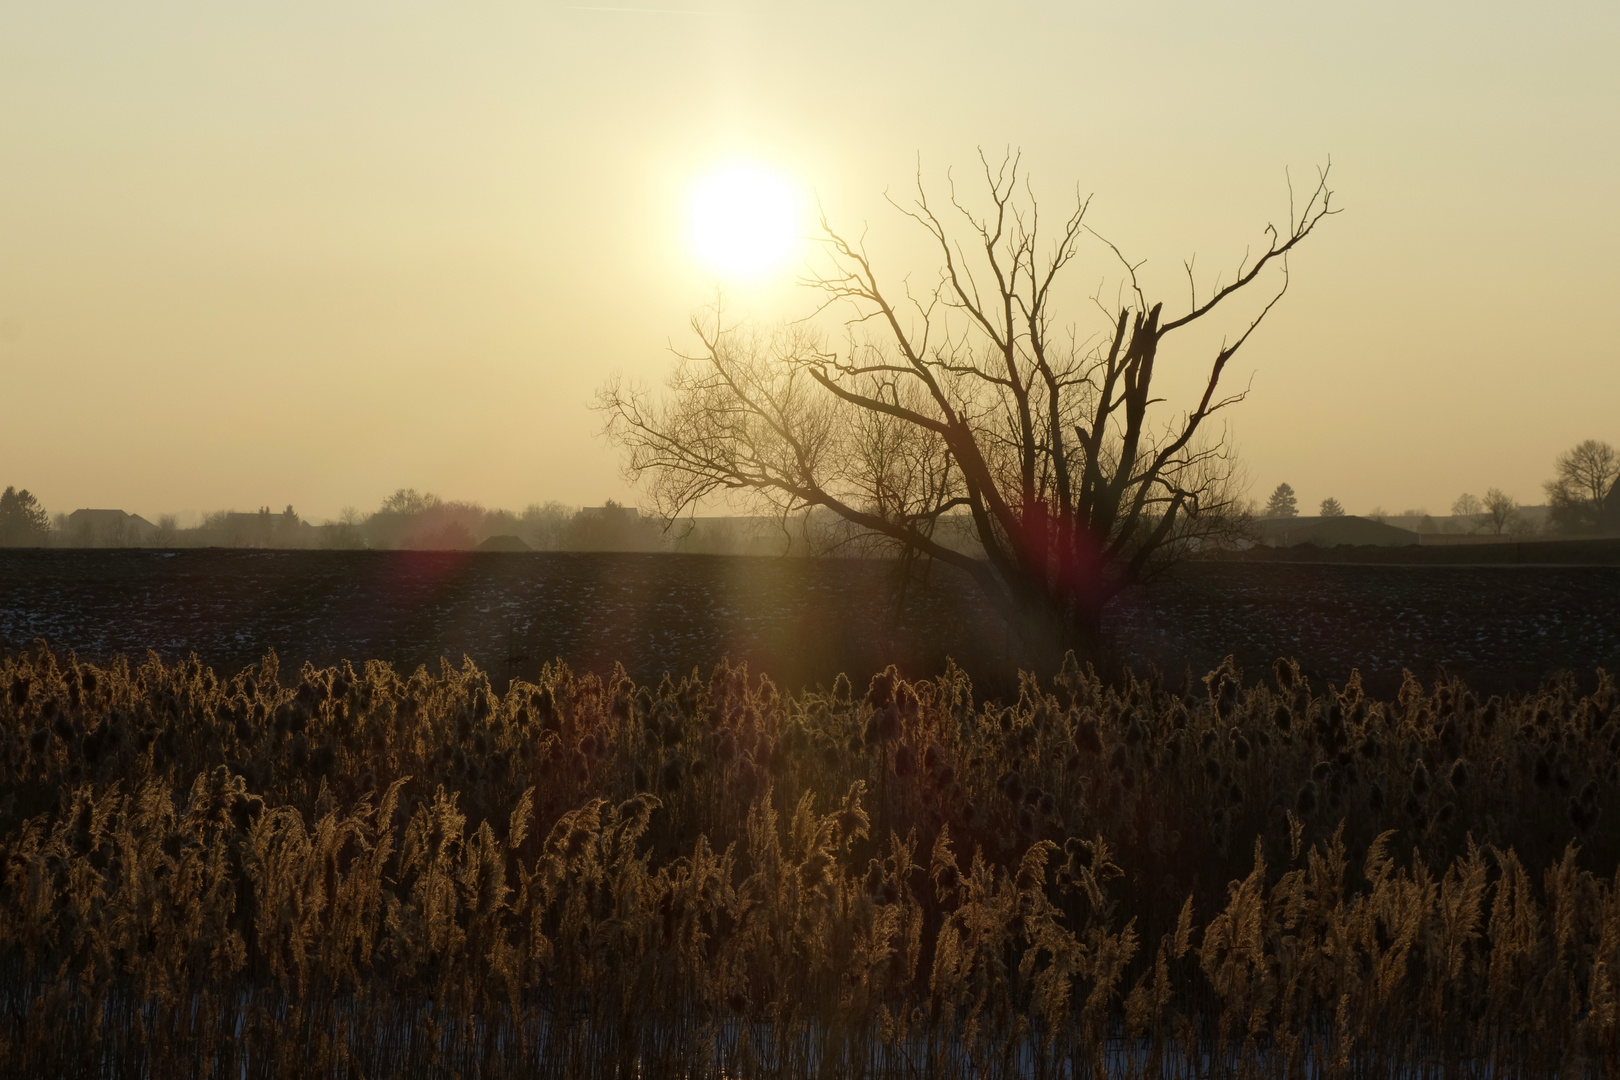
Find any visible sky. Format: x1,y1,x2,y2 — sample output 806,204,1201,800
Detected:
1,1,1616,523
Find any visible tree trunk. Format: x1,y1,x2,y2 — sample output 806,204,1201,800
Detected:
1004,582,1120,684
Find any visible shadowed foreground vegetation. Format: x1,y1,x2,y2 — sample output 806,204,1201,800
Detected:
2,643,1619,1077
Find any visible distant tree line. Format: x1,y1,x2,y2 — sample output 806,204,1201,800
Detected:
1258,437,1617,539
5,435,1614,552
0,487,779,553
354,490,671,553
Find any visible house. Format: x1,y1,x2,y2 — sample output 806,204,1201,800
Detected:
563,503,665,552
1258,515,1419,548
65,509,160,546
181,507,315,548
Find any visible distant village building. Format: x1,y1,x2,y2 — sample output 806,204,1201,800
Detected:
65,509,160,546
566,503,665,552
216,508,314,547
1259,515,1419,548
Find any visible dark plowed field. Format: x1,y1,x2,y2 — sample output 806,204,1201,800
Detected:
2,549,1618,697
1110,562,1620,696
0,550,1013,693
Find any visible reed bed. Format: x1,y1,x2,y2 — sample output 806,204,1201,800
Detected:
1,641,1617,1078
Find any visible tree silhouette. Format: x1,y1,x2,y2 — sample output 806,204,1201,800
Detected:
1545,439,1618,535
380,488,442,516
0,487,50,546
1264,483,1299,518
602,154,1335,662
1319,497,1344,517
1481,488,1519,536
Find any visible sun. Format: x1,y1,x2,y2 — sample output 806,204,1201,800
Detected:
687,162,802,280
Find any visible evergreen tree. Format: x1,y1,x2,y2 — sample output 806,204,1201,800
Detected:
1319,497,1344,517
0,486,50,546
1264,482,1298,518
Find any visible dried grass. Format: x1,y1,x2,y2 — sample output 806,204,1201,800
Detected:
0,644,1616,1077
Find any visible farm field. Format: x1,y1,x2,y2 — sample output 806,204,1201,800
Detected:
1110,562,1620,697
2,549,1618,698
0,549,1015,694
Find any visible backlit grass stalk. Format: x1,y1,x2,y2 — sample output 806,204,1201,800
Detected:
0,642,1617,1076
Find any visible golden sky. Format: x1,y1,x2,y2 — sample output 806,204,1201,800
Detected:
1,1,1616,522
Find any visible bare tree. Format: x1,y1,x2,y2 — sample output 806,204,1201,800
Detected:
1545,439,1619,535
322,507,367,550
520,501,575,551
1481,487,1519,536
1450,492,1483,532
601,155,1335,663
154,513,180,547
380,488,443,516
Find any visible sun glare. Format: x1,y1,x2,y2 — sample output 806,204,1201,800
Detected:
687,163,802,280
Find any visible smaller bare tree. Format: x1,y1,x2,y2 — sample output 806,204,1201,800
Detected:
154,514,180,547
1481,487,1519,536
1450,492,1483,532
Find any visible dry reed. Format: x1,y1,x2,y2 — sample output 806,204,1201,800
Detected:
0,643,1616,1077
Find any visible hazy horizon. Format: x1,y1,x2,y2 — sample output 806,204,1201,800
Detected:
33,492,1560,533
3,1,1616,522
